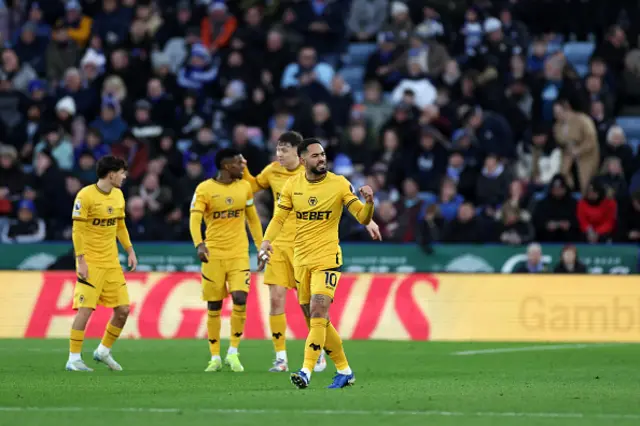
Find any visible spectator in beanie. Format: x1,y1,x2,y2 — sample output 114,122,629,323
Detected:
33,124,73,171
553,99,600,193
90,97,128,146
383,1,413,47
201,1,237,53
554,244,588,273
1,199,45,243
577,178,617,243
617,190,640,243
46,20,80,86
177,43,220,93
54,96,76,135
532,174,579,242
347,0,388,42
65,0,92,48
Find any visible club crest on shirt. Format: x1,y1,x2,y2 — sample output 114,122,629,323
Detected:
190,194,197,209
308,196,318,206
107,206,113,214
225,197,234,205
74,200,81,211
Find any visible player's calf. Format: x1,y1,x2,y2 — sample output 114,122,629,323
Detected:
268,284,288,370
206,300,222,368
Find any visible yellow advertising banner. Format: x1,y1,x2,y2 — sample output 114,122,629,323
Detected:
1,272,639,341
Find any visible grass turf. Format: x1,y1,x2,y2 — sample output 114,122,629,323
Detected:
0,339,638,426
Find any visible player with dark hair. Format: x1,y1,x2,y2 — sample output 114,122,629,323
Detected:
259,138,377,389
190,148,264,373
243,131,381,372
67,155,138,371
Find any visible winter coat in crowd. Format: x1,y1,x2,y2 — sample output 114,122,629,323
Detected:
532,174,579,242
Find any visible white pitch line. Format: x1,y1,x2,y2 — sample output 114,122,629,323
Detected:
451,343,626,356
1,406,640,420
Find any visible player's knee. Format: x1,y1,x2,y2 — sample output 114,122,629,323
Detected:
207,301,223,311
299,303,311,319
231,291,247,306
269,289,286,315
114,305,130,321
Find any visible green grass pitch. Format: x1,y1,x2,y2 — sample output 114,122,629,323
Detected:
0,339,639,426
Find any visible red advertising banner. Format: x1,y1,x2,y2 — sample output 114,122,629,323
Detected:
1,272,639,341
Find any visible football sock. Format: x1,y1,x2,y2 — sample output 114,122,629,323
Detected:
303,318,327,372
270,313,287,354
324,321,350,371
69,328,84,357
100,323,122,352
207,309,221,356
230,304,247,349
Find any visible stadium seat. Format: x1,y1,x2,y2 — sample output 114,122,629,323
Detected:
616,117,640,154
345,43,377,67
563,42,595,67
340,66,366,93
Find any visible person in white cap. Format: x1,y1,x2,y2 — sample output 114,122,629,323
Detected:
383,1,413,46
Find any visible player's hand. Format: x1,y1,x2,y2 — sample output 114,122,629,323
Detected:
197,243,210,263
365,220,382,241
240,155,247,168
359,185,374,204
77,257,88,280
257,241,273,271
127,249,138,271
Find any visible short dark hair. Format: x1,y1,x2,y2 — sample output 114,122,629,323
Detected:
277,131,303,147
297,138,322,157
96,155,127,179
215,148,241,170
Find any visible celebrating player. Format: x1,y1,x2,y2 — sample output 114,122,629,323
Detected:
190,148,263,373
67,155,138,372
259,138,376,389
243,131,381,373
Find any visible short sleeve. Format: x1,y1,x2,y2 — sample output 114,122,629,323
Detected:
276,177,293,211
256,167,270,190
72,191,90,221
190,185,207,213
341,177,359,209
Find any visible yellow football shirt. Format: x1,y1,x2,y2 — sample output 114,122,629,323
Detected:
190,179,256,260
71,184,126,268
244,161,303,246
265,172,374,267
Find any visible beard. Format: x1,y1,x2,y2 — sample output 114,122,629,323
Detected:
309,164,326,175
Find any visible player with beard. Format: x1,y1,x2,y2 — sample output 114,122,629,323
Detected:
259,139,376,389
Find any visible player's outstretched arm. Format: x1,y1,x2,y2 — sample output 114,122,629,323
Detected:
245,204,263,248
344,185,375,225
242,163,269,194
116,219,137,271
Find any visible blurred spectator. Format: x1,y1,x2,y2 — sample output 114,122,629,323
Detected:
392,177,423,242
516,124,561,186
125,195,161,241
599,157,628,201
422,177,463,222
47,20,80,85
475,153,512,211
176,153,204,214
2,49,37,94
514,243,548,273
93,0,131,50
617,190,640,243
111,132,149,182
201,1,238,53
602,125,636,180
348,0,388,42
1,199,45,243
384,1,413,47
58,67,98,120
177,43,220,93
130,100,162,143
461,106,514,159
74,150,97,184
14,23,48,75
342,122,374,174
184,127,217,178
364,31,403,92
130,172,172,217
409,126,447,192
533,174,579,242
577,178,617,243
90,98,127,146
498,6,530,50
553,244,587,273
374,200,400,241
592,25,628,77
65,1,92,48
361,81,392,138
495,203,533,246
34,124,73,171
293,0,346,59
14,2,51,42
441,202,484,243
391,56,438,109
444,150,477,202
0,145,26,205
281,46,335,98
553,99,600,192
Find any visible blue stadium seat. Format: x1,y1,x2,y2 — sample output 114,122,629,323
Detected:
345,43,377,67
616,117,640,154
575,64,589,77
563,42,595,67
340,66,365,92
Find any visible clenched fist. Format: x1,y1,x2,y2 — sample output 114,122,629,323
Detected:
359,185,374,204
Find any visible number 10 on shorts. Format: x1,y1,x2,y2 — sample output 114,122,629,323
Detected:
324,271,338,289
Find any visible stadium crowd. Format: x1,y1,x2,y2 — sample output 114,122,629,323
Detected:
0,0,639,248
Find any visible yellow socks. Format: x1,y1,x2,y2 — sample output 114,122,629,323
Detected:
229,304,247,350
69,328,84,354
324,321,350,371
270,313,287,354
207,310,221,356
303,318,327,372
101,323,122,350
